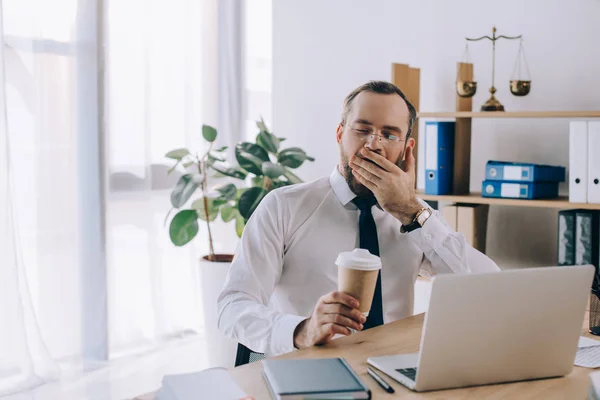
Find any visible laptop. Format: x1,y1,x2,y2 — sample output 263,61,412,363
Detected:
367,265,595,392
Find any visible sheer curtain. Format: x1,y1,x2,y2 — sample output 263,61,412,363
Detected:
1,0,250,396
105,0,212,359
106,0,252,358
2,0,105,395
0,2,60,394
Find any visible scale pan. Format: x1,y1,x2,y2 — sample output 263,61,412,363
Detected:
457,81,477,98
510,80,531,96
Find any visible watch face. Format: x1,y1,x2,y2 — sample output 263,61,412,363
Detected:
417,209,432,225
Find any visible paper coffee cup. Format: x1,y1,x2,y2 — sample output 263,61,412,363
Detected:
335,249,382,314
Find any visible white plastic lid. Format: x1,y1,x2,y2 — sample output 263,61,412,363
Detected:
335,248,382,270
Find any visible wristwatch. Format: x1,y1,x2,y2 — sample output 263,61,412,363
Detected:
401,207,433,233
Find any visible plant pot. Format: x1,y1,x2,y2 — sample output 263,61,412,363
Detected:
198,254,238,369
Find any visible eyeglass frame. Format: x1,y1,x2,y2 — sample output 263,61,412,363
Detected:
340,121,410,170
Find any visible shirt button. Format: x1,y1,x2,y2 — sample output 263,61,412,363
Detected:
424,233,432,240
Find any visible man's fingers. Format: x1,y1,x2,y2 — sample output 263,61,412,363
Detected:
350,156,385,178
322,291,359,309
321,313,363,331
322,303,366,324
350,162,381,184
322,323,352,338
360,148,396,172
352,169,378,190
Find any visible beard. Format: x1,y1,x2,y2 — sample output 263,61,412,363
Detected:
340,143,405,199
340,149,373,198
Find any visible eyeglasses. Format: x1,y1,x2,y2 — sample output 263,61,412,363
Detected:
351,129,405,147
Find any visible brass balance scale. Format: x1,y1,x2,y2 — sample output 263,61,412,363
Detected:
457,27,531,111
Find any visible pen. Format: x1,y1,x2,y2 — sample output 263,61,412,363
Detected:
367,367,395,394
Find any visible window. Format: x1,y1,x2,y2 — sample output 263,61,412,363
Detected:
244,0,272,140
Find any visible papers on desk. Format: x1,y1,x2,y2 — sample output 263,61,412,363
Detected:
576,336,600,368
156,368,252,400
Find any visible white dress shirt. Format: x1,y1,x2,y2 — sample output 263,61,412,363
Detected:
217,167,500,357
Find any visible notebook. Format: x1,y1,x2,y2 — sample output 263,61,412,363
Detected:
262,358,371,399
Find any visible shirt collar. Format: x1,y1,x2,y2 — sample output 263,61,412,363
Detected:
329,167,357,207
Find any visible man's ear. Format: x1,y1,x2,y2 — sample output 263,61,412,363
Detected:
399,137,416,171
336,123,344,143
404,137,416,159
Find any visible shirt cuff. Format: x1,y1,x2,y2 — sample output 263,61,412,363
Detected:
271,314,307,356
406,213,452,253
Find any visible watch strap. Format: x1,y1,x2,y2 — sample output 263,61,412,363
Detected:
401,207,432,233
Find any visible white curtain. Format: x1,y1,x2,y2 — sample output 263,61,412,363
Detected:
2,0,105,394
0,1,60,394
1,0,250,396
105,0,213,359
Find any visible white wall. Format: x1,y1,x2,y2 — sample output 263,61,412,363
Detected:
273,0,600,268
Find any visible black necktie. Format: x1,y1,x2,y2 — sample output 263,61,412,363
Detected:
352,196,384,329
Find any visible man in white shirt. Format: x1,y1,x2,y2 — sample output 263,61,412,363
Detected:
217,81,500,358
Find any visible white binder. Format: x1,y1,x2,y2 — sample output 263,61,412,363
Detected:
588,121,600,203
570,121,588,203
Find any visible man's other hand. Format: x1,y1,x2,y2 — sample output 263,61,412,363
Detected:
293,291,366,349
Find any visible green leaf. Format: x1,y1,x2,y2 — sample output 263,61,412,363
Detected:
278,147,314,169
279,138,286,142
191,198,219,222
213,183,237,200
165,148,190,160
256,130,280,154
168,161,180,174
283,167,303,184
238,187,268,219
211,171,227,178
169,210,199,246
210,162,248,180
213,198,229,210
256,117,269,133
208,151,226,162
236,188,247,201
235,213,245,237
278,147,305,156
235,143,270,175
215,146,228,152
182,161,195,169
171,174,200,208
202,125,218,142
221,204,236,222
262,162,285,179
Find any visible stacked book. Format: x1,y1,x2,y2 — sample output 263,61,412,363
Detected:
481,161,566,199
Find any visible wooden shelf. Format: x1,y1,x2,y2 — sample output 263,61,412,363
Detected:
417,192,600,210
417,111,600,119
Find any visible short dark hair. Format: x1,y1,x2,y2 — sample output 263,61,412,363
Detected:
341,80,417,138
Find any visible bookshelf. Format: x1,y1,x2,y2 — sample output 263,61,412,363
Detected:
418,111,600,119
391,62,600,278
391,62,600,207
417,192,600,211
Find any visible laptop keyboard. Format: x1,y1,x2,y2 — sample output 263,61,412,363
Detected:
396,367,418,381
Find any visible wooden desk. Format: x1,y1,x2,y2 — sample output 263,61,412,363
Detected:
137,313,596,399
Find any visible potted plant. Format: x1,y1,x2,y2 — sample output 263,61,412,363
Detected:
165,119,314,368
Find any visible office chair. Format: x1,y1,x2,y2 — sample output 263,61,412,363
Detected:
235,343,265,367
